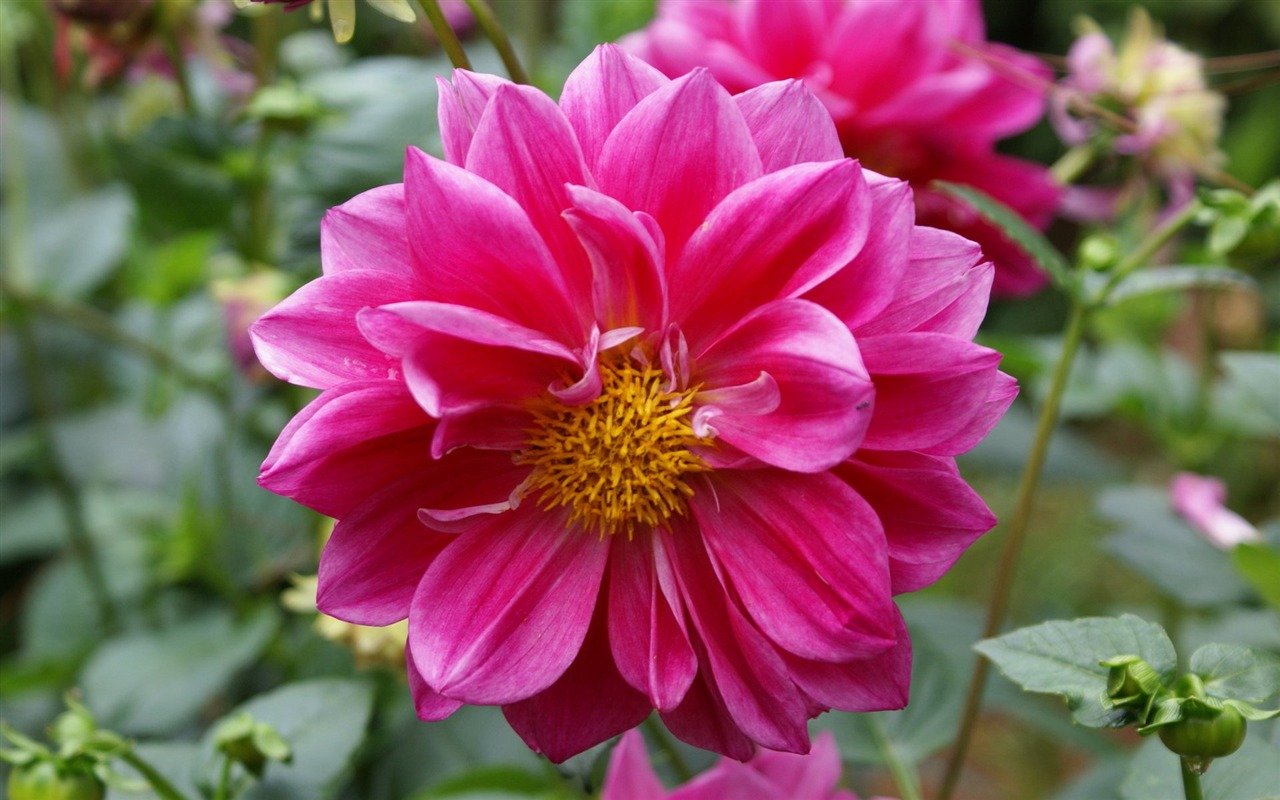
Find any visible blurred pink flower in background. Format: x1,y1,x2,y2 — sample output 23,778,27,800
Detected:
601,729,885,800
622,0,1061,297
253,45,1012,761
1170,472,1261,550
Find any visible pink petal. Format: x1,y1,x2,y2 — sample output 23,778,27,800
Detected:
783,607,912,712
837,451,996,593
609,533,698,711
401,147,581,343
563,185,667,332
320,184,415,277
407,644,463,721
601,731,666,800
853,226,992,339
694,470,896,661
694,300,874,472
466,83,595,305
596,69,763,263
317,448,528,624
251,270,416,389
737,0,833,79
941,43,1053,140
437,70,509,166
659,672,756,762
858,332,1002,452
663,527,811,753
804,172,914,331
1170,472,1261,549
409,506,609,704
734,80,844,172
750,730,845,799
259,380,433,518
668,763,775,800
561,44,669,173
503,610,652,763
670,160,869,350
920,370,1017,456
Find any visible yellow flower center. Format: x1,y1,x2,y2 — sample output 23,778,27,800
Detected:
517,358,710,538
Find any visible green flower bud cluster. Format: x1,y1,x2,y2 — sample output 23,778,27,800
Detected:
1,696,129,800
1101,656,1280,774
212,713,292,779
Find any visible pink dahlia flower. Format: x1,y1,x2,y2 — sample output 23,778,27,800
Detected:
253,45,1013,761
602,729,884,800
621,0,1061,297
1170,472,1260,550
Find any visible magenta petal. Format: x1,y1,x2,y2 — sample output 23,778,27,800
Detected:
596,69,762,262
659,672,756,762
407,645,463,721
601,731,665,800
466,84,595,305
920,370,1017,457
694,471,896,661
737,0,833,78
259,380,433,518
321,184,415,276
402,147,581,343
784,607,911,712
859,332,1002,452
609,533,697,711
668,763,775,800
251,270,415,389
437,70,509,166
805,172,914,331
563,185,667,332
837,451,997,593
750,730,846,799
671,160,869,349
409,506,609,704
664,527,810,753
503,610,652,763
694,299,873,472
734,80,843,172
561,44,669,173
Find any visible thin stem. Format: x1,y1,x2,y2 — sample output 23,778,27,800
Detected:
1101,200,1202,295
642,716,693,784
416,0,472,71
1050,144,1097,186
160,27,197,116
867,716,923,800
1180,758,1205,800
213,753,234,800
461,0,529,84
119,750,194,800
936,301,1091,800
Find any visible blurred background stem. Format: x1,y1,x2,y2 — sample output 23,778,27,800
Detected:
417,0,471,70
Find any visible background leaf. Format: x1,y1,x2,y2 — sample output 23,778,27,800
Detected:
1190,644,1280,704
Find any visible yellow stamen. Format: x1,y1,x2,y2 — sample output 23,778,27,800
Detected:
517,358,710,538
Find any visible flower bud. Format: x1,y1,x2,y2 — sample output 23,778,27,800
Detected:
6,760,105,800
213,713,291,778
1158,702,1246,772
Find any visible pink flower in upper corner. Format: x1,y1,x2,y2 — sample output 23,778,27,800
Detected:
602,729,889,800
621,0,1060,298
252,45,1014,762
1170,472,1260,550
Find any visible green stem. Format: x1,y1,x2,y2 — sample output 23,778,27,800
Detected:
1180,758,1205,800
1101,201,1202,295
461,0,530,84
642,716,693,784
936,301,1091,800
1050,144,1096,186
160,27,197,117
213,753,234,800
867,716,922,800
416,0,472,71
118,749,193,800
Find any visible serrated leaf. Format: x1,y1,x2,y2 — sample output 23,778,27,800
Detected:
975,615,1177,728
1086,265,1255,306
1192,645,1280,704
1233,543,1280,612
933,181,1075,293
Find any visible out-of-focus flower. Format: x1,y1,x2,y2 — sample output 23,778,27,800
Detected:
1170,472,1261,550
282,574,410,670
253,45,1013,761
601,729,885,800
211,271,291,379
621,0,1060,297
1052,8,1225,209
236,0,422,44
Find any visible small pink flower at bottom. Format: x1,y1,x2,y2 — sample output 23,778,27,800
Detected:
603,729,885,800
1170,472,1261,550
253,45,1013,762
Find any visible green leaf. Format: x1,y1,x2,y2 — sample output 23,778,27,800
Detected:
1121,735,1280,800
1192,645,1280,704
30,185,135,298
213,679,375,800
1086,265,1255,306
975,615,1177,728
933,181,1075,293
1212,352,1280,438
1233,543,1280,612
80,607,278,736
